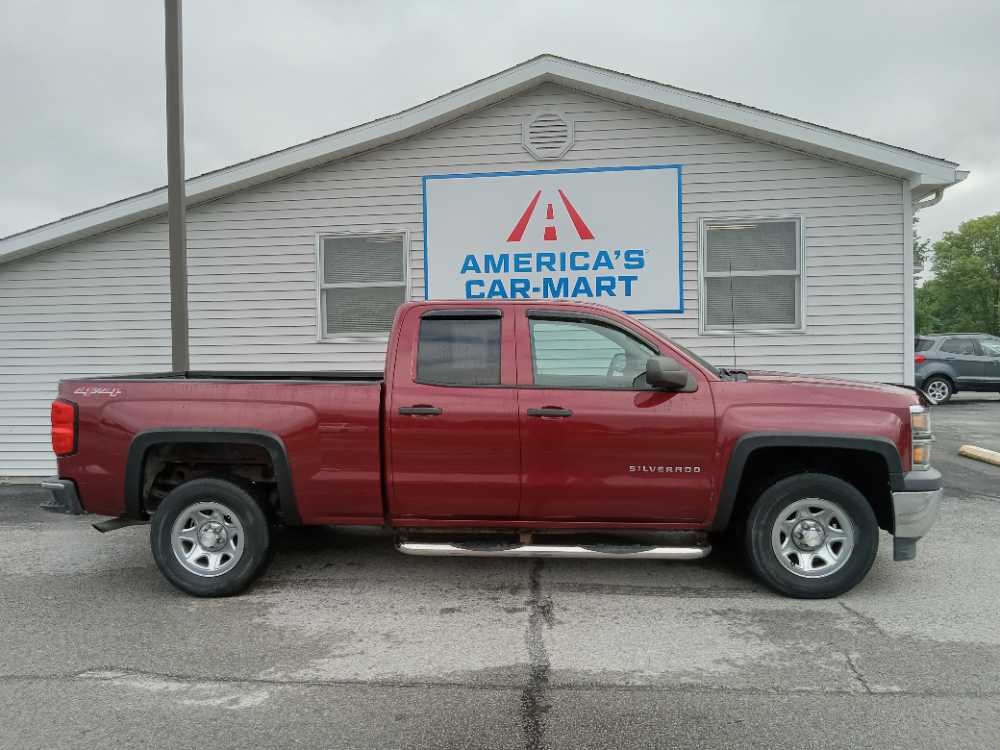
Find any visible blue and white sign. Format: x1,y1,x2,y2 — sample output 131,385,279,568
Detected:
422,164,683,314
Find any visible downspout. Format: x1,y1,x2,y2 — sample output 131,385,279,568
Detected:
912,187,944,212
906,170,969,382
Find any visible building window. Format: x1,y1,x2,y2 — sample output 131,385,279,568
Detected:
318,233,407,337
700,218,803,332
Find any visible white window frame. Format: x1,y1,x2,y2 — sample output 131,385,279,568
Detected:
697,216,806,335
315,230,409,341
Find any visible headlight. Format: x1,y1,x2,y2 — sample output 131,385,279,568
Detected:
910,404,933,470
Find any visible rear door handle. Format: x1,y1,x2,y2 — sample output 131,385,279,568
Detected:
527,407,573,418
399,405,443,416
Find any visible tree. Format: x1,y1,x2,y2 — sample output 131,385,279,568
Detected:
914,211,1000,335
913,227,930,273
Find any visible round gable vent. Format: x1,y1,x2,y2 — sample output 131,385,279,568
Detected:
522,111,574,160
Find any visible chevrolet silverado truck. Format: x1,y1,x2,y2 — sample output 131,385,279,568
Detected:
44,300,942,599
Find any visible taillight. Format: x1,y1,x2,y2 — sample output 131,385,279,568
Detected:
914,354,926,364
51,399,77,456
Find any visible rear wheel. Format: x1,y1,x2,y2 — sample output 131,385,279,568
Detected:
922,376,953,404
150,478,272,597
744,473,878,598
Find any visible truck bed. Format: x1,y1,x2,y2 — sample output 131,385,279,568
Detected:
58,374,385,523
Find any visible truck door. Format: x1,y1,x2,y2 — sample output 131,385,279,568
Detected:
516,309,716,524
386,306,521,520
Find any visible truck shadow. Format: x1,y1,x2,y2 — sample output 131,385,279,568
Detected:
268,524,759,594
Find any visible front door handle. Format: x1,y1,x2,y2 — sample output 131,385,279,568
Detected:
399,405,443,416
527,407,573,418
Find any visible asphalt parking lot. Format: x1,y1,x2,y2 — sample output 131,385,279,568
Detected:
2,396,999,749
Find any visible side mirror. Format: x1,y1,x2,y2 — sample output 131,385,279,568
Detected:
645,356,693,391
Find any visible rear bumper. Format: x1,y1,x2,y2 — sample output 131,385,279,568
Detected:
891,467,943,561
39,478,84,515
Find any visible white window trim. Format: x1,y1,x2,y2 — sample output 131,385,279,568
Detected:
697,216,807,335
314,230,410,342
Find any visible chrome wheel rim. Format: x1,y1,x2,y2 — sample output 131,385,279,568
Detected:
171,501,245,577
771,498,855,578
926,380,949,404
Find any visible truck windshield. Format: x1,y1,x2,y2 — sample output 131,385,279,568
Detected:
610,315,722,378
666,339,721,377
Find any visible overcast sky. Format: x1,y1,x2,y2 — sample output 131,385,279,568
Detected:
1,0,996,245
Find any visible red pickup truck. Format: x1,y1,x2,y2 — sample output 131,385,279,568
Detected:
45,300,942,599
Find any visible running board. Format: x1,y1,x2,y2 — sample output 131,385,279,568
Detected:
396,540,711,560
92,515,147,533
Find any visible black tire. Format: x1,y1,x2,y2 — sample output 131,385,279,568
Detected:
744,473,878,599
921,375,953,404
150,478,272,597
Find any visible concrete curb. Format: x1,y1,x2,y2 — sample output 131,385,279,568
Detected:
959,445,1000,466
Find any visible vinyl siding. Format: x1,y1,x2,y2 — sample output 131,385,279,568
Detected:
0,82,905,476
0,235,172,476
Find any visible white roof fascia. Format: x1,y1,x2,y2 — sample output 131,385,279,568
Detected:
537,58,959,187
0,54,962,265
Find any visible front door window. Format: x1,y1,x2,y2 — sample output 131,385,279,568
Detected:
529,318,656,389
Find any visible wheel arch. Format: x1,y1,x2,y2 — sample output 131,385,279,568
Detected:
919,368,957,388
124,428,301,525
711,433,903,532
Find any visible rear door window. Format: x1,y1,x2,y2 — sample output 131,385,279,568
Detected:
417,317,501,386
940,337,977,355
915,338,934,352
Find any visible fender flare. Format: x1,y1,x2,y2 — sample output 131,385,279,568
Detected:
124,428,301,524
710,433,904,531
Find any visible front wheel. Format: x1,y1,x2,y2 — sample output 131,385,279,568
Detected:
744,473,879,598
150,478,272,597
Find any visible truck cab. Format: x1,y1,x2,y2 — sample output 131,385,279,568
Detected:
385,301,718,525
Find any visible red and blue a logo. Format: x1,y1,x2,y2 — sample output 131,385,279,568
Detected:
455,183,644,302
507,189,595,243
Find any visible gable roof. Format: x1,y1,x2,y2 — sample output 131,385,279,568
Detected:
0,54,965,266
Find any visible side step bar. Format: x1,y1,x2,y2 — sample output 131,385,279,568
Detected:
92,516,148,533
397,540,711,560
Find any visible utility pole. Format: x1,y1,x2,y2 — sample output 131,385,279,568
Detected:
165,0,189,371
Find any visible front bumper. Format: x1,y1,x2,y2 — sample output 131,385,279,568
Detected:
39,478,84,515
891,467,943,561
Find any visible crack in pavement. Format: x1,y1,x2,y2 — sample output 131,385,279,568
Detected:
843,652,874,694
520,558,552,750
839,601,886,637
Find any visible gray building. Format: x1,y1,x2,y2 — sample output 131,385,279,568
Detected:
0,55,965,477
